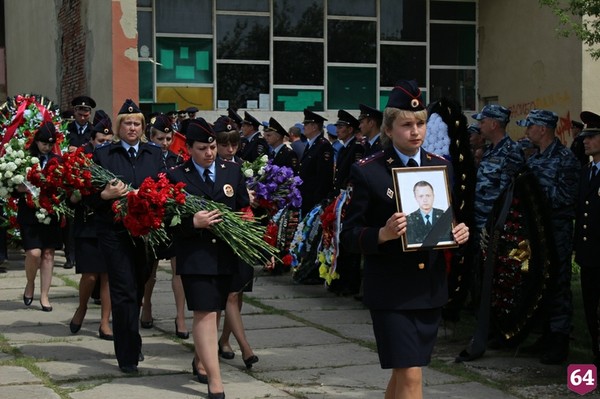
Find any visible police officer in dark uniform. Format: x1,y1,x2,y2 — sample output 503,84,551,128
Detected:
90,99,165,373
227,107,244,132
150,114,183,168
264,117,299,174
167,118,249,399
67,96,96,150
299,109,334,216
332,109,365,193
358,104,383,156
236,111,268,162
186,106,199,119
574,111,600,367
340,80,469,397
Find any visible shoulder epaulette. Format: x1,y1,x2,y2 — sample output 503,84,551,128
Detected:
357,151,384,166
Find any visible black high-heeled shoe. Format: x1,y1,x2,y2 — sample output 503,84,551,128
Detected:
243,355,259,369
191,358,208,384
98,327,114,341
218,342,235,360
207,388,225,399
175,319,189,339
23,295,33,306
140,318,154,329
40,302,53,312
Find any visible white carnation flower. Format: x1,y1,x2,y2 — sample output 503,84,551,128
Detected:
14,158,21,166
6,162,17,172
4,146,12,155
260,155,269,163
30,157,39,164
16,150,24,158
244,169,254,178
0,187,7,197
4,170,13,178
0,163,5,171
258,166,265,176
11,175,24,184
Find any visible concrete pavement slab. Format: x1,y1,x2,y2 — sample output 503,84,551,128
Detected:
0,365,42,384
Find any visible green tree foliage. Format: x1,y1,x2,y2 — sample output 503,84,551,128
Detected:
540,0,600,59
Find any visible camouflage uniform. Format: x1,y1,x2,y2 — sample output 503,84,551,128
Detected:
526,137,580,335
474,135,525,234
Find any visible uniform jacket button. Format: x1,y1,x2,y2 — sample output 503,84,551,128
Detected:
211,238,217,244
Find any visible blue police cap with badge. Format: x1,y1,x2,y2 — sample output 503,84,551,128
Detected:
516,109,558,128
35,122,57,143
91,118,113,135
580,111,600,138
303,109,327,125
335,109,360,129
186,118,216,143
472,104,511,123
386,79,425,111
152,114,173,134
265,117,288,137
118,99,142,115
242,111,261,128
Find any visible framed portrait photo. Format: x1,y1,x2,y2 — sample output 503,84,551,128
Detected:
391,165,457,251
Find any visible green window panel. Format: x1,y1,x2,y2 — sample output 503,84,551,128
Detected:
217,15,269,60
156,38,213,84
274,89,324,112
430,24,476,66
274,41,324,85
137,0,152,6
156,0,212,34
328,20,376,63
328,0,375,16
217,64,269,109
430,1,476,21
216,0,269,11
380,0,426,41
139,61,154,103
327,67,376,110
273,0,324,38
380,45,426,87
430,69,475,111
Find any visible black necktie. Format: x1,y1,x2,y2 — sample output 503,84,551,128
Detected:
270,150,276,159
78,126,84,135
407,158,418,167
425,214,431,227
41,155,48,169
128,147,136,159
592,165,598,180
203,169,214,189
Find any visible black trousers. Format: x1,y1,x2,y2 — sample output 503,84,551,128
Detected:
99,228,150,367
580,266,600,357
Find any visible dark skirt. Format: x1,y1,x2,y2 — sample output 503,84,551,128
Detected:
370,308,442,369
20,221,62,251
181,274,232,312
231,261,254,293
74,237,108,274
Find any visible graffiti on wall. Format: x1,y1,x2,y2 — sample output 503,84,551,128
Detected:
508,91,576,145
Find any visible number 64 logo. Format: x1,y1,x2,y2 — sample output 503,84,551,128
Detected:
568,364,597,395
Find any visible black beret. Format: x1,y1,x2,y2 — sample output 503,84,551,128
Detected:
242,111,261,128
386,79,425,111
186,118,216,143
213,116,235,133
118,99,142,115
335,109,359,129
227,108,243,125
91,118,113,135
35,122,57,143
303,109,327,124
358,104,383,122
152,114,173,134
71,96,96,109
265,117,287,137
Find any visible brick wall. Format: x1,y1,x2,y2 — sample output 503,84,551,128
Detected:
58,0,86,111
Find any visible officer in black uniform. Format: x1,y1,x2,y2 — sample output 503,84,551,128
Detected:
186,106,199,119
90,99,165,373
236,111,268,162
358,104,383,156
67,96,96,150
150,114,183,168
332,109,365,193
574,111,600,367
264,117,299,174
299,109,334,216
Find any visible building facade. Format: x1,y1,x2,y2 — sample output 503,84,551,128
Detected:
2,0,598,143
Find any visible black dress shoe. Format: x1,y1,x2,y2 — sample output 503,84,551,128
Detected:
63,260,74,269
40,302,53,312
208,388,225,399
23,295,33,306
218,343,235,360
175,319,189,339
119,365,138,373
192,358,208,384
243,355,259,369
140,318,154,329
138,352,145,362
98,328,114,341
69,320,82,334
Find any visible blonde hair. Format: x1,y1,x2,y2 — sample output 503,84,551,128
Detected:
112,112,147,143
380,107,428,148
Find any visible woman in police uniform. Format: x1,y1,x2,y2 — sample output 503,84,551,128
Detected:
90,99,165,373
340,80,469,399
168,118,249,399
19,122,62,312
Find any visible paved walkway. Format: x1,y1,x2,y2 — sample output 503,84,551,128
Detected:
0,249,569,398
